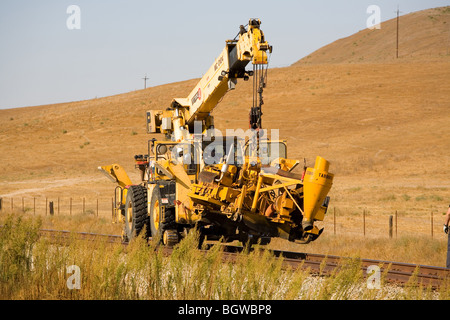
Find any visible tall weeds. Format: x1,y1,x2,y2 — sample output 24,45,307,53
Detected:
0,214,448,300
0,214,41,298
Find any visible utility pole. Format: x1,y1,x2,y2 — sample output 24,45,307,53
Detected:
447,23,450,56
396,6,401,59
142,74,149,89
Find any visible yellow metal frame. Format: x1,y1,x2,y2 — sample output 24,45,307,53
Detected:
251,173,302,212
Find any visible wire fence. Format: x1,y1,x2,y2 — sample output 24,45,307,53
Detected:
0,196,114,220
0,196,446,239
323,206,445,239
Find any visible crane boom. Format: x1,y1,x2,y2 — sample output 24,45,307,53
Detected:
147,19,272,140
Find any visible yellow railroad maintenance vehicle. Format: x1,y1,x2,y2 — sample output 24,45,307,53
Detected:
99,19,334,246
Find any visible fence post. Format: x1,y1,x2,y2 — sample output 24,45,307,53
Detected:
431,211,434,238
49,201,54,216
333,207,336,235
22,197,24,212
389,215,393,239
97,198,99,217
0,197,2,211
363,209,366,237
33,197,36,215
11,198,13,211
46,198,48,216
70,197,72,216
395,210,398,238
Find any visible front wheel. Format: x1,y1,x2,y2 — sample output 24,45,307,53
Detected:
123,185,149,242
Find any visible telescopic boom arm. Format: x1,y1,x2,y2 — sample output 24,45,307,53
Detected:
146,19,272,141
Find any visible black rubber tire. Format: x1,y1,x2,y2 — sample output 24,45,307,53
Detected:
123,185,149,242
162,229,179,247
149,185,176,244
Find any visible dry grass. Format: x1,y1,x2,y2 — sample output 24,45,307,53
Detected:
1,214,448,300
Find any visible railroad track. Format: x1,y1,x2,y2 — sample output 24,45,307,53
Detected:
34,228,450,289
39,228,123,244
269,250,449,289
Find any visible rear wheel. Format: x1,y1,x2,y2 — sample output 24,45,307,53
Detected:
149,185,177,245
123,185,149,242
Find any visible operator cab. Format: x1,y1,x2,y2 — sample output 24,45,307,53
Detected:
244,139,287,165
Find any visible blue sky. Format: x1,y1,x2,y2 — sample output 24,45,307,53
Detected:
0,0,448,109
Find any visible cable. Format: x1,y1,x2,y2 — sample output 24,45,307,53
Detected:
233,23,249,40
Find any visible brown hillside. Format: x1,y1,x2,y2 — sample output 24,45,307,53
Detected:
293,6,450,65
0,6,449,222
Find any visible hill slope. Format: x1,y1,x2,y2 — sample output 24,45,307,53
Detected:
293,6,450,65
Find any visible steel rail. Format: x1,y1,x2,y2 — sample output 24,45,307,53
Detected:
269,249,449,289
38,228,123,244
